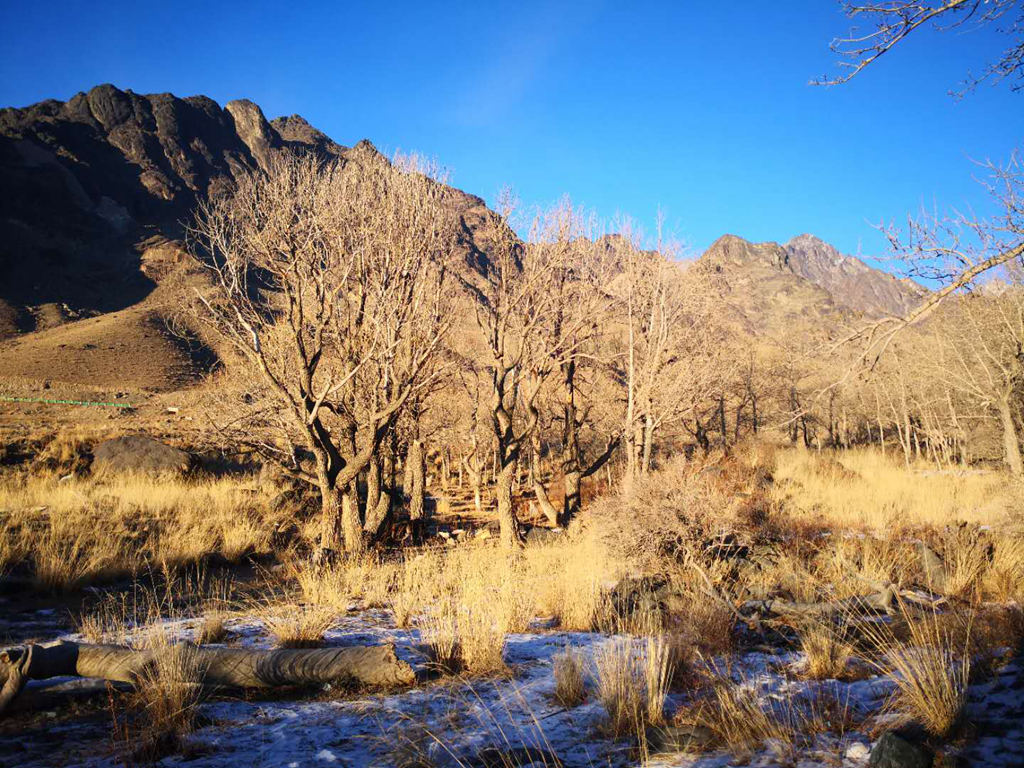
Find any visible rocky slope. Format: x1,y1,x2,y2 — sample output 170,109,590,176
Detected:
783,233,926,318
697,233,926,340
0,85,498,388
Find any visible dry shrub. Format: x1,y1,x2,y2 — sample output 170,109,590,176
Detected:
552,648,587,708
583,448,778,572
663,566,736,657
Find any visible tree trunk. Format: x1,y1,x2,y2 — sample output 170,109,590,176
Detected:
408,439,426,522
998,395,1024,476
495,458,521,548
341,484,365,554
362,456,391,542
0,640,415,712
318,477,343,555
640,414,655,474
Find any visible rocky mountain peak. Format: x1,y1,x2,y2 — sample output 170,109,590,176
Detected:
704,234,790,271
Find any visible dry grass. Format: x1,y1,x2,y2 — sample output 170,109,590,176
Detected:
421,598,461,673
861,601,971,738
774,448,1015,531
552,648,587,707
593,635,676,738
197,611,229,644
260,603,336,648
797,619,855,680
643,634,675,725
594,638,645,738
0,471,282,589
120,630,208,762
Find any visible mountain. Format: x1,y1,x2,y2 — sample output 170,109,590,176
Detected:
783,234,926,319
697,233,926,340
0,85,497,389
0,84,926,389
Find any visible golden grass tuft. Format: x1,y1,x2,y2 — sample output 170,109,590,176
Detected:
798,619,855,680
120,630,208,762
260,603,336,648
862,601,971,738
552,648,587,708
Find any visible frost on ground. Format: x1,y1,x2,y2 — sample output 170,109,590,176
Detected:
3,607,1023,768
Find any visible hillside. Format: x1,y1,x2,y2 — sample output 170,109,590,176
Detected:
0,85,927,391
0,85,498,389
696,233,925,341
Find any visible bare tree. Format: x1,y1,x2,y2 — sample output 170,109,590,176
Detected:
190,151,457,557
456,191,567,547
820,0,1023,92
612,227,730,480
929,287,1024,473
521,201,620,526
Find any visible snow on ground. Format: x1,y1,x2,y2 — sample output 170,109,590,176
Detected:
5,607,1024,767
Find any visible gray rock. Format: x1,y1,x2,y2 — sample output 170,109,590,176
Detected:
646,724,716,754
870,731,934,768
92,434,192,476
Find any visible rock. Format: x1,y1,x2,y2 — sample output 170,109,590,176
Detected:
917,542,947,592
846,741,870,761
870,731,934,768
645,724,716,754
92,434,192,476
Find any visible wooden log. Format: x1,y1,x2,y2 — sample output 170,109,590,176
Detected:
0,640,415,713
740,585,898,618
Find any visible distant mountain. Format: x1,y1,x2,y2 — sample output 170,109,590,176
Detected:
697,233,926,340
783,233,926,319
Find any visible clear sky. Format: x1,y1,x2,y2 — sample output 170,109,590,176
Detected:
1,1,1021,262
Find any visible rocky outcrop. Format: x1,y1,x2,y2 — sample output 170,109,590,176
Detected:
0,86,351,339
784,233,926,318
92,434,193,476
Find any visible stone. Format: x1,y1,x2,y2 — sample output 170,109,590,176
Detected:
645,724,716,754
869,731,934,768
92,434,192,476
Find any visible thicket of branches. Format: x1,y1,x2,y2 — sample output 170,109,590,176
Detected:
188,147,1024,556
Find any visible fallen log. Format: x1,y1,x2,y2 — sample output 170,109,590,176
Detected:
740,585,898,618
0,640,415,714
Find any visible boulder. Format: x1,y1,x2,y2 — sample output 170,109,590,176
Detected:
870,731,933,768
646,724,716,754
92,434,192,477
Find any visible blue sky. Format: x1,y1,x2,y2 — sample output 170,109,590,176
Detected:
1,1,1021,263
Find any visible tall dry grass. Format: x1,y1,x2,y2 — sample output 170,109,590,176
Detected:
774,448,1015,531
860,600,972,738
0,471,283,590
